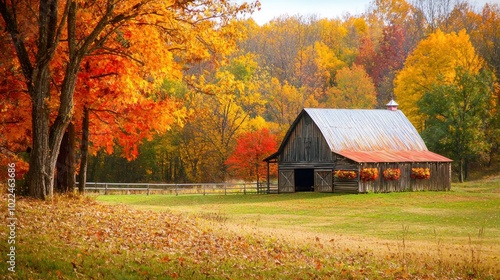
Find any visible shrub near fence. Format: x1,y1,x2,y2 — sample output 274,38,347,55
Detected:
80,182,278,195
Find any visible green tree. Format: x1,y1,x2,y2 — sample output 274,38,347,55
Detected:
394,29,483,130
418,68,496,182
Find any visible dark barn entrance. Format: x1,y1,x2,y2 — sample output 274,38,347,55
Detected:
294,169,314,192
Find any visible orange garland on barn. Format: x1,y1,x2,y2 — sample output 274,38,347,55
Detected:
360,168,379,182
411,168,431,179
383,168,401,181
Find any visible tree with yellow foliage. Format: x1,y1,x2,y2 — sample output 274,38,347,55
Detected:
394,29,484,131
326,64,377,109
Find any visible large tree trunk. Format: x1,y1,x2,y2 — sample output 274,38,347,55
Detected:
9,1,76,199
2,0,141,199
55,123,76,193
68,123,76,191
27,63,79,199
28,72,51,199
55,130,70,193
78,107,90,194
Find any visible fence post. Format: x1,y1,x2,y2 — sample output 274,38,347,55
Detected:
147,184,150,196
244,183,246,195
203,184,206,195
224,184,227,195
175,184,178,196
104,183,108,195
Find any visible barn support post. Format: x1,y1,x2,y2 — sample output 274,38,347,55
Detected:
357,164,361,193
266,161,270,194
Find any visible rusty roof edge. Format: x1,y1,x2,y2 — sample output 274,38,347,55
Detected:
336,150,453,163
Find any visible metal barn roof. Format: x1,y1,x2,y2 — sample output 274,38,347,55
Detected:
304,108,427,152
266,108,452,163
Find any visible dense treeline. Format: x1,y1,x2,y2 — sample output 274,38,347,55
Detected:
90,0,500,184
2,0,499,194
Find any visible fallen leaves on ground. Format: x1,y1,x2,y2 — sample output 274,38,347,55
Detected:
0,194,495,279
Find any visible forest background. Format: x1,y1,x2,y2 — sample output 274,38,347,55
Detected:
2,0,500,194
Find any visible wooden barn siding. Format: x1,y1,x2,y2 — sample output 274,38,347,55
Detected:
280,114,332,163
360,163,411,193
278,169,295,193
332,154,359,193
360,162,451,193
275,113,451,193
315,170,333,192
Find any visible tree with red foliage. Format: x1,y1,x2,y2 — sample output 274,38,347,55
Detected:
226,128,278,183
0,0,257,199
372,24,407,106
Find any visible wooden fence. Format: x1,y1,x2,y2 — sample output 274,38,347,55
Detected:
79,182,278,195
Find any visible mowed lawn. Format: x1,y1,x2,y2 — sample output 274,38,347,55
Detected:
97,178,500,263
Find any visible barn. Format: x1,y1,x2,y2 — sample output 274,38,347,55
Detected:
264,101,452,193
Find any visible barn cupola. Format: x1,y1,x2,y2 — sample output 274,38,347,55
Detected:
386,99,398,111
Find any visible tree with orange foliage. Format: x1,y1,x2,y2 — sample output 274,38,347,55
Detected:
226,128,278,184
0,0,258,199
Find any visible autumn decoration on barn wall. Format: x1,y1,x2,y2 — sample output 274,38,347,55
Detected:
383,168,401,181
411,168,431,179
334,170,357,180
360,168,379,182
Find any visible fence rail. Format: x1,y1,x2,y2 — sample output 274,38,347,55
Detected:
79,182,278,195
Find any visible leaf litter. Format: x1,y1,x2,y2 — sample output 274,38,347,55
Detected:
1,194,498,279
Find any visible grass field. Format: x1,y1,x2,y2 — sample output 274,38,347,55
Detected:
1,178,499,279
96,178,500,277
96,179,500,244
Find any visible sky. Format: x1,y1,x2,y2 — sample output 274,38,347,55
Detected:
240,0,497,26
248,0,372,25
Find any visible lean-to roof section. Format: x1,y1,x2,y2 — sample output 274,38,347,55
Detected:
336,150,453,163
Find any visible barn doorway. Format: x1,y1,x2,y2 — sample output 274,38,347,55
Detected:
295,168,314,192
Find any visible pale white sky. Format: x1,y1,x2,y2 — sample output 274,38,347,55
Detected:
240,0,498,25
249,0,371,24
